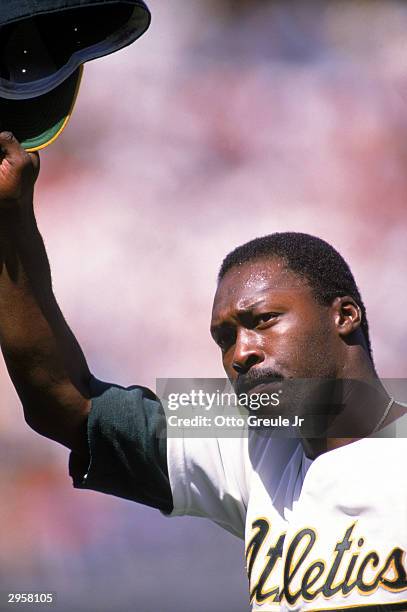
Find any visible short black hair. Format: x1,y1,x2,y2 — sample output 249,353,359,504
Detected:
218,232,373,360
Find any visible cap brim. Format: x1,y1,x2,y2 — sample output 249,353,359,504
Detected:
0,65,83,151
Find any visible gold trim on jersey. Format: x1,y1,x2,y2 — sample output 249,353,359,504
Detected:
307,598,407,611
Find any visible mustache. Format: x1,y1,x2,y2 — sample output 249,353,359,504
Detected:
234,368,285,395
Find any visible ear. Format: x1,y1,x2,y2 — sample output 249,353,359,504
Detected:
331,296,362,337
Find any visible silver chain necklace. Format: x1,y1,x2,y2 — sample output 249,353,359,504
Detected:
371,397,395,434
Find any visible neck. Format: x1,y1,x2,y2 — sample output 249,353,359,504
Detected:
300,356,395,459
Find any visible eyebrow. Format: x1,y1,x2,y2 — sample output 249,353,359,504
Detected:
235,299,266,315
210,298,268,333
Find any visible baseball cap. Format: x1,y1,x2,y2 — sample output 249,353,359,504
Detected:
0,66,83,151
0,1,151,151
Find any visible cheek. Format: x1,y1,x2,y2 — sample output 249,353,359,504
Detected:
296,321,338,377
268,316,336,376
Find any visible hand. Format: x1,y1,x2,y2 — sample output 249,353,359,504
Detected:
0,132,40,208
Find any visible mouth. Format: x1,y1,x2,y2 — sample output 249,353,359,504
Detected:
246,381,282,394
235,375,284,396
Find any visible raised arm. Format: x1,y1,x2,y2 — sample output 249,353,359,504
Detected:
0,132,91,454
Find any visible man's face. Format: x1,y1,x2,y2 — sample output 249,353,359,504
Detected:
210,258,343,400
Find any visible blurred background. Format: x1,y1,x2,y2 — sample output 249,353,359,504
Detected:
1,0,407,610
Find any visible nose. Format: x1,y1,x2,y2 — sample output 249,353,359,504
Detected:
232,329,265,375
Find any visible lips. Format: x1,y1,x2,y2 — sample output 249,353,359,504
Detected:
235,374,284,396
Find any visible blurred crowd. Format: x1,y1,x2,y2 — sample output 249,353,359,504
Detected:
1,1,406,610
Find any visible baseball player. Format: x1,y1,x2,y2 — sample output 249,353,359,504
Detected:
0,132,406,611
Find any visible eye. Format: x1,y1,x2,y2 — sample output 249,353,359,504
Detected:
216,328,236,352
255,313,279,329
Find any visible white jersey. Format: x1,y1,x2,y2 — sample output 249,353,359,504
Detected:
167,420,407,611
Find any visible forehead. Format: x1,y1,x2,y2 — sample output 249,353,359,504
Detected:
211,258,311,322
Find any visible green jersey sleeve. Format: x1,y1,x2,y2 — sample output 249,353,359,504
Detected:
69,376,173,513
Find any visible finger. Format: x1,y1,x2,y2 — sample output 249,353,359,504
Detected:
0,131,25,159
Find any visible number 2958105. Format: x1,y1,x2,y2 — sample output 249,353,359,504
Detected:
7,593,54,605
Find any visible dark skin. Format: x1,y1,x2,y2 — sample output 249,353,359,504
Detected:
211,259,403,458
0,131,403,462
0,132,91,455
